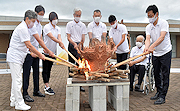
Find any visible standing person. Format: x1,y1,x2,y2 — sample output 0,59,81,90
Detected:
42,12,65,95
23,5,54,102
66,7,87,92
87,9,107,42
129,35,148,92
108,15,129,70
144,5,172,104
6,10,45,110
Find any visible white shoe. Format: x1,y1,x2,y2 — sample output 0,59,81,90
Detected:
15,103,31,110
10,102,15,107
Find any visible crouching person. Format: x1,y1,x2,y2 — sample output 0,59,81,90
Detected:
128,35,148,92
6,10,45,110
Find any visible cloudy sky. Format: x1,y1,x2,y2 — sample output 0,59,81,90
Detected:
1,0,180,23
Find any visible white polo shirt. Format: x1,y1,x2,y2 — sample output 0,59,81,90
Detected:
66,20,87,42
6,21,30,65
146,18,172,56
28,20,42,52
87,21,107,41
130,45,148,66
109,24,129,54
43,22,61,55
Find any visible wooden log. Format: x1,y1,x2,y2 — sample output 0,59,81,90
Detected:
110,76,120,79
112,51,149,68
119,74,128,79
89,73,102,77
87,76,96,80
90,72,109,77
115,69,130,74
98,77,110,82
69,73,74,76
108,72,119,76
107,67,117,73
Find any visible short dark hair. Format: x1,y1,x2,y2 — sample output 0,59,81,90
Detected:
35,5,45,13
93,9,101,14
49,12,58,22
108,15,116,23
24,10,37,21
146,5,158,15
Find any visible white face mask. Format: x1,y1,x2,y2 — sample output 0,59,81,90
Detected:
136,42,143,48
28,20,34,29
52,19,58,25
37,15,44,22
111,22,117,29
148,14,157,24
74,17,80,22
94,17,101,23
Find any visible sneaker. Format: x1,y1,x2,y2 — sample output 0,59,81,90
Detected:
15,103,31,110
10,102,15,107
45,88,55,95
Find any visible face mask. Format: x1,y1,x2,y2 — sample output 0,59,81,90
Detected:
136,42,143,48
52,19,58,25
37,15,44,22
94,17,101,23
111,22,117,29
148,14,157,24
74,17,80,22
28,20,34,29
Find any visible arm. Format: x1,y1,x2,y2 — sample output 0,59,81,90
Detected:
144,35,151,52
67,33,78,50
57,34,65,49
81,34,85,44
129,55,146,67
148,31,166,53
24,41,45,60
113,34,126,51
33,33,54,57
88,32,93,40
102,32,107,38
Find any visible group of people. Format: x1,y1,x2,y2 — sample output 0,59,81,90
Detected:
6,4,172,110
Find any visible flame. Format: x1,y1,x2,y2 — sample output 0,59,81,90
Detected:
78,58,91,71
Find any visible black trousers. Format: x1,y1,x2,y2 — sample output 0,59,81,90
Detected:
153,50,172,99
129,65,146,89
42,54,55,83
68,43,80,77
23,54,39,96
116,53,128,70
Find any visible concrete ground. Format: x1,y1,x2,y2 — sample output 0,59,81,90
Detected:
0,58,180,111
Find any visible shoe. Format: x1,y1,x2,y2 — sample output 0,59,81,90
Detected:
33,91,45,97
10,102,15,107
45,88,55,95
130,87,133,91
15,103,31,110
154,98,165,105
150,92,159,100
23,95,34,102
134,84,143,92
80,86,85,92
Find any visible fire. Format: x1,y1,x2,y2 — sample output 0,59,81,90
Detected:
78,58,91,71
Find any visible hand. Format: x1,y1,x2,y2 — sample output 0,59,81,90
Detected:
113,46,117,52
148,46,154,54
39,53,45,61
48,50,54,58
128,61,135,67
73,43,78,50
59,42,65,49
43,49,48,54
30,52,37,58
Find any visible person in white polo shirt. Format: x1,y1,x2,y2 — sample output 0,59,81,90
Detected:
66,7,87,92
23,5,54,102
144,5,172,105
108,15,129,70
87,9,107,42
42,12,65,95
6,10,45,110
129,35,148,92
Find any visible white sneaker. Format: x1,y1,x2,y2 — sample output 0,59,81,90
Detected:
10,102,15,107
15,103,31,110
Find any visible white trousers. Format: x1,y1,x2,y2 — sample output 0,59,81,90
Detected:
8,62,24,106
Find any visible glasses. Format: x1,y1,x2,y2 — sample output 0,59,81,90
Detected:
75,14,81,17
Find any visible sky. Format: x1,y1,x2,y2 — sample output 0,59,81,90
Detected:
1,0,180,23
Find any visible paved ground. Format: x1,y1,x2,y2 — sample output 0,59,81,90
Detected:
0,58,180,111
